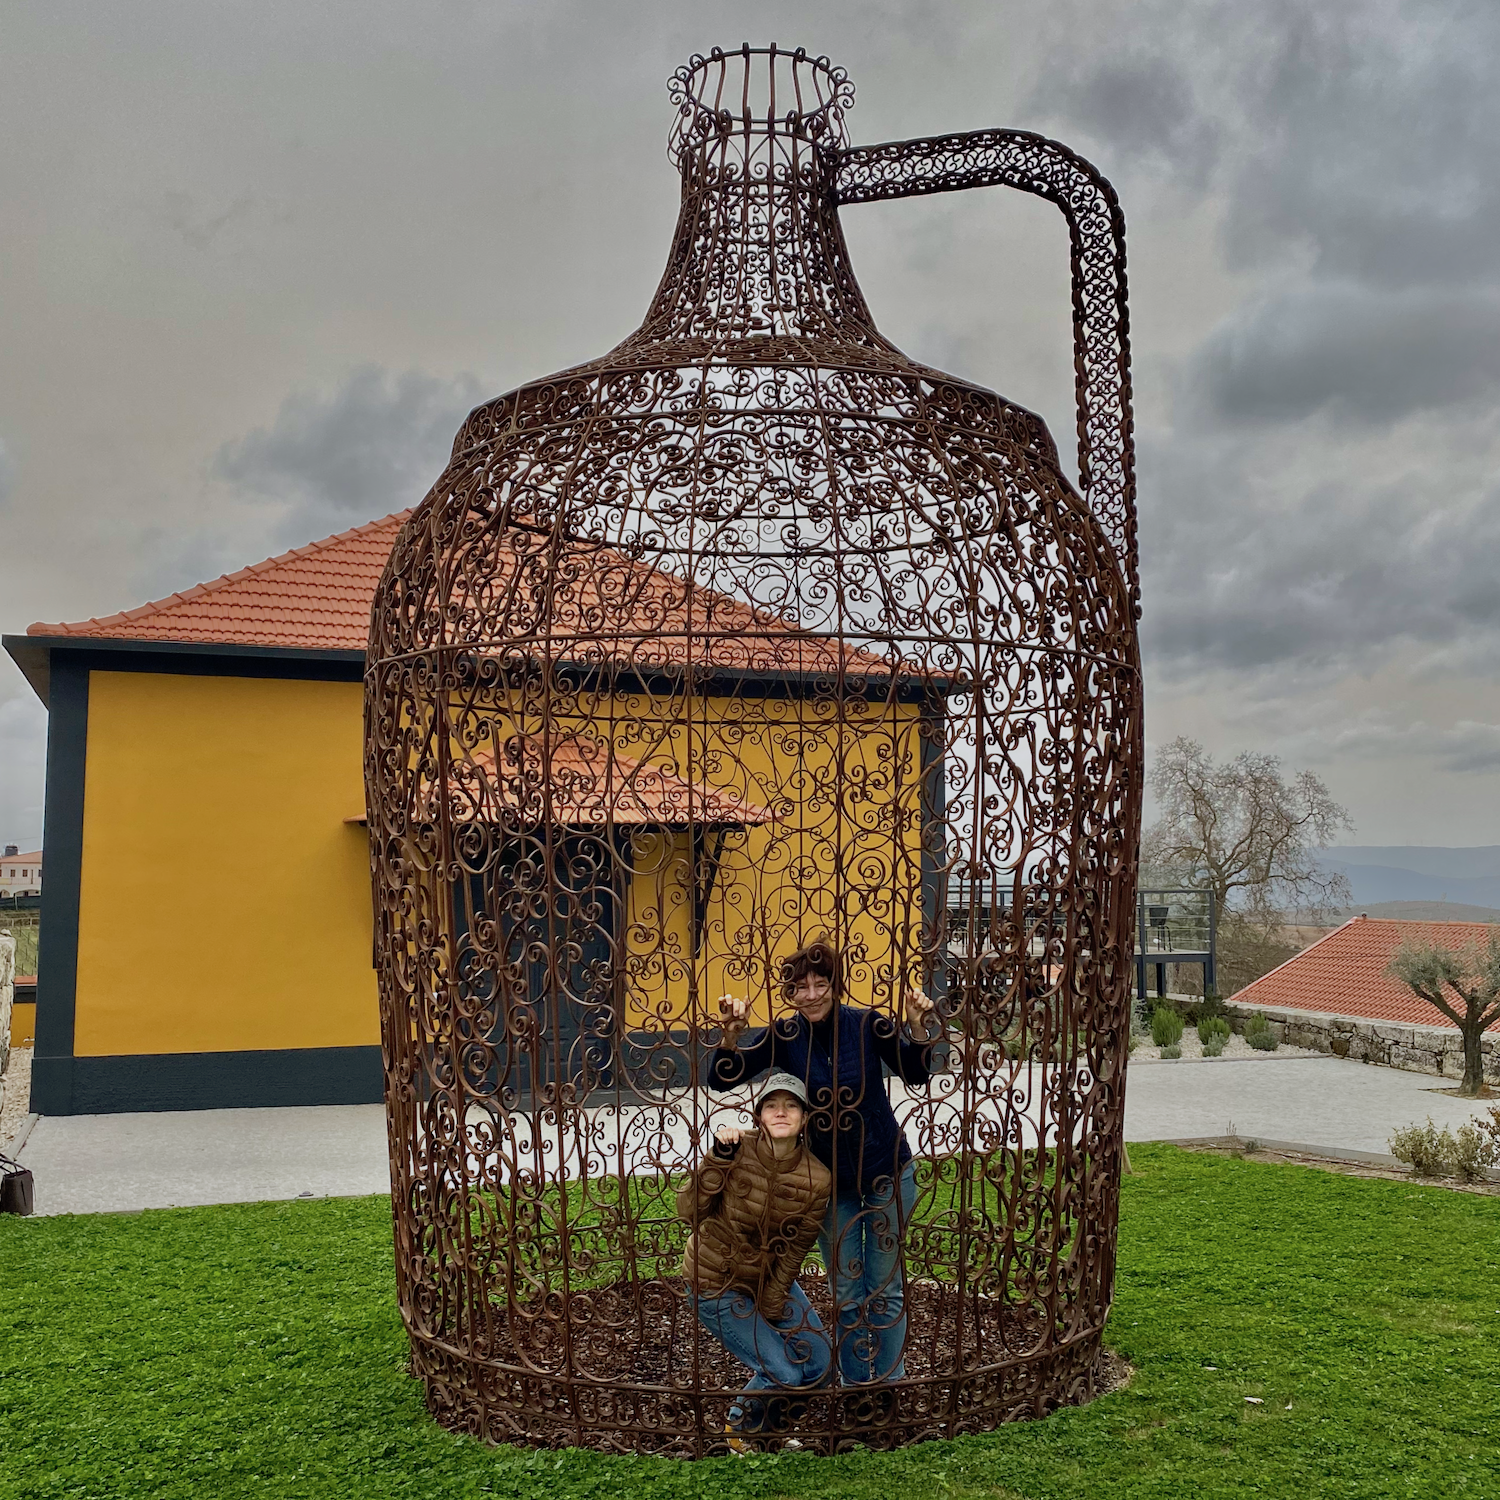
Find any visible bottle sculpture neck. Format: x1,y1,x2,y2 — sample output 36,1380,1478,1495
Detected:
627,49,888,352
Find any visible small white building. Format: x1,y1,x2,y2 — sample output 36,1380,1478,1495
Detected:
0,845,42,897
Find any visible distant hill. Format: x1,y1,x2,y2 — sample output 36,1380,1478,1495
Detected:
1325,846,1500,879
1317,846,1500,909
1329,900,1500,924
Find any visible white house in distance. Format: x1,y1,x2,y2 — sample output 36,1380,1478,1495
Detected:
0,846,42,897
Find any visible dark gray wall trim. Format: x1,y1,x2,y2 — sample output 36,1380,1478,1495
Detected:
41,1045,385,1114
66,643,365,684
18,635,366,667
2,635,367,706
30,657,89,1114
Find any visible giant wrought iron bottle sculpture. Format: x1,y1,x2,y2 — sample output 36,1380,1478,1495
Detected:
365,45,1141,1456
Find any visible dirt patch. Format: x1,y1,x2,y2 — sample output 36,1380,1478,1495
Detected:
1095,1348,1134,1396
430,1276,1131,1455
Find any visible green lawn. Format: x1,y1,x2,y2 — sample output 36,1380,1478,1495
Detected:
1,1146,1496,1499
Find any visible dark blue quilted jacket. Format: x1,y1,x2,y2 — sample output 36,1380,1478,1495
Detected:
707,1004,935,1197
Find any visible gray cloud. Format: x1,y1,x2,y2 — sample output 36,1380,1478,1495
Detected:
1032,1,1500,295
211,365,485,548
1191,285,1500,425
156,191,259,253
1024,48,1222,188
1437,721,1500,774
1220,2,1500,293
1284,715,1500,777
1139,433,1500,680
3,0,1499,845
1014,0,1500,714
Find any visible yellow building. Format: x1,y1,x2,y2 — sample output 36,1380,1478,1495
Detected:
5,513,938,1113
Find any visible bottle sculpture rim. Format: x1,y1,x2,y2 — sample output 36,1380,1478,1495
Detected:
667,43,855,164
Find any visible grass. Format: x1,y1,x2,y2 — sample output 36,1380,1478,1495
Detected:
1,1146,1497,1499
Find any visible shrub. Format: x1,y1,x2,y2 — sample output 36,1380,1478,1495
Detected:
1160,1044,1182,1060
1244,1012,1278,1051
1151,1006,1184,1048
1387,1116,1496,1179
1202,1033,1227,1058
1453,1121,1494,1182
1195,991,1228,1029
1198,1016,1231,1045
1390,1119,1450,1176
1479,1105,1500,1160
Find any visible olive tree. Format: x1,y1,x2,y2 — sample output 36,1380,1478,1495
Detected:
1389,934,1500,1097
1143,737,1353,993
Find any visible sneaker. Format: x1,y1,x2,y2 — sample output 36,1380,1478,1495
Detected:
723,1423,753,1457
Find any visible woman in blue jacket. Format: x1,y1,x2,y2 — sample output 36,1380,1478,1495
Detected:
710,938,940,1386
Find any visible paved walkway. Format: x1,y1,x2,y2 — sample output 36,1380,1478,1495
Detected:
9,1055,1493,1216
12,1104,390,1215
1122,1053,1489,1154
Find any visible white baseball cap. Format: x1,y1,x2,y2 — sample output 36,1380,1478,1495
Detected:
752,1071,810,1112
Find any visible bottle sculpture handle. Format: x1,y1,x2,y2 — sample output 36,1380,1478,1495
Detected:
836,130,1137,609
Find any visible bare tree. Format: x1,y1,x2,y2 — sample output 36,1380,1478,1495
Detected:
1389,935,1500,1097
1143,738,1353,993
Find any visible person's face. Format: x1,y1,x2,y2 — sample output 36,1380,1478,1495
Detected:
757,1092,805,1141
789,970,835,1022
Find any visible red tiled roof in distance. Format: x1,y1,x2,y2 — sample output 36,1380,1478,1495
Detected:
27,511,893,676
1234,916,1500,1031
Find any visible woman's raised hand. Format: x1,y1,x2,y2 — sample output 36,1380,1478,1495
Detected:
717,994,751,1048
903,986,941,1039
713,1125,745,1150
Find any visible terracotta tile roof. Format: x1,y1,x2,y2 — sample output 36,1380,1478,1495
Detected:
469,735,776,827
1235,916,1500,1030
27,511,891,677
520,544,890,678
30,513,406,652
2,852,42,865
353,733,776,828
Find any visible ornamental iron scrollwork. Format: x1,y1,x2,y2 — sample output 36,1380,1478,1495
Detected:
365,43,1142,1458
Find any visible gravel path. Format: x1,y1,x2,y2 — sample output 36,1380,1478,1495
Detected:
1131,1026,1322,1065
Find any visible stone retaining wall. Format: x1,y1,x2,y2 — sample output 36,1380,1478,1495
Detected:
1152,992,1500,1087
0,932,13,1103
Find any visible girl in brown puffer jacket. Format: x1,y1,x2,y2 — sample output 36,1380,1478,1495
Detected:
678,1071,832,1443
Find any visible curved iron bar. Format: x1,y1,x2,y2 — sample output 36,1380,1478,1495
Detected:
835,131,1138,605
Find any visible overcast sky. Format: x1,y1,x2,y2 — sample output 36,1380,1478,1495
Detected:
3,0,1498,850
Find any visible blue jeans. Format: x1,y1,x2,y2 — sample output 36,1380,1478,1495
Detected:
818,1160,918,1384
692,1281,832,1430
